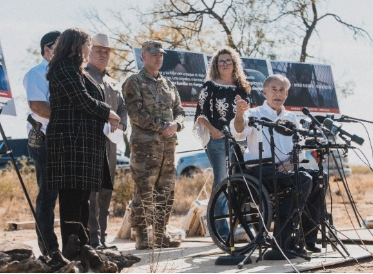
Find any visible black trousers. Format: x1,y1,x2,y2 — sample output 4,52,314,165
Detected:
247,165,320,247
301,168,328,244
59,189,91,253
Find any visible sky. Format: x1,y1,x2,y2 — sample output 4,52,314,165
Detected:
0,0,373,166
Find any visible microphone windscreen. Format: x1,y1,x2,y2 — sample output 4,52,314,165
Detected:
315,115,326,124
218,117,228,127
302,107,310,115
274,119,294,136
277,118,296,131
260,117,272,122
305,138,317,145
274,127,293,136
323,118,333,130
300,118,311,130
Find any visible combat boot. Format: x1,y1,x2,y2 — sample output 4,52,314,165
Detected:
134,226,151,250
154,229,181,248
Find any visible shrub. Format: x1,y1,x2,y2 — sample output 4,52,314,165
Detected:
111,170,134,217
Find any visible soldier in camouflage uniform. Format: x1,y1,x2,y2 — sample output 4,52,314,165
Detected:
122,41,185,250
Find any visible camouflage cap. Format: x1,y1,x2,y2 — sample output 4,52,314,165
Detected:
142,41,166,53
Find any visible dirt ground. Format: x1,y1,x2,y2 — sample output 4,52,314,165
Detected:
2,173,373,273
3,216,373,273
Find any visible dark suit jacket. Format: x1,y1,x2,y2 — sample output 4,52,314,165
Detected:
46,59,111,192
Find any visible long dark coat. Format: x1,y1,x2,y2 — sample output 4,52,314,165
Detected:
46,59,111,192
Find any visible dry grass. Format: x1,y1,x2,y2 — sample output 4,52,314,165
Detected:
327,172,373,228
173,171,213,214
0,165,372,231
351,165,372,174
0,166,213,230
0,164,40,229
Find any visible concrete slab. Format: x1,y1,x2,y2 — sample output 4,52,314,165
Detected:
337,228,373,244
7,219,60,230
25,233,373,273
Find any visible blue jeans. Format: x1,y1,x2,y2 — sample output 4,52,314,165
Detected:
28,131,59,255
206,138,230,238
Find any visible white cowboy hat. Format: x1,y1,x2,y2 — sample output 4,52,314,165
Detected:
92,33,114,49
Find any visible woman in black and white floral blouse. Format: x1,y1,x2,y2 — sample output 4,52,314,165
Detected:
193,46,251,238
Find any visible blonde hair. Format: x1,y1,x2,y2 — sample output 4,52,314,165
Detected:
206,47,251,94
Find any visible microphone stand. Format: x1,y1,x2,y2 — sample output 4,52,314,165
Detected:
238,122,272,268
261,127,286,260
270,127,280,247
300,142,349,258
284,130,310,259
0,104,52,257
331,148,362,226
338,115,373,124
264,128,311,261
215,127,251,265
317,146,349,256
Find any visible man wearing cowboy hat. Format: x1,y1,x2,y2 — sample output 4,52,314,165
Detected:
86,33,127,249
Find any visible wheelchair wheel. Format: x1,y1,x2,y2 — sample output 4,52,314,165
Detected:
207,174,273,254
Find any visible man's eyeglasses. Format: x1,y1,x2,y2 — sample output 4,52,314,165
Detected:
217,59,233,66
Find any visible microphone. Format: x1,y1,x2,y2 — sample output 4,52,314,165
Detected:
302,107,322,127
323,118,364,145
302,107,330,143
218,117,232,138
249,117,293,136
274,118,295,136
300,118,312,130
305,138,319,146
276,118,310,137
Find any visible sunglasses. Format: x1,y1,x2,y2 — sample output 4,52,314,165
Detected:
44,41,56,48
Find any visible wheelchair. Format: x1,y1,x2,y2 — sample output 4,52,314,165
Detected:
207,172,273,254
206,143,300,256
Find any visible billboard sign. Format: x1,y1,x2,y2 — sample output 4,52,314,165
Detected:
133,48,207,119
0,39,16,116
241,57,271,107
271,61,340,114
132,47,340,119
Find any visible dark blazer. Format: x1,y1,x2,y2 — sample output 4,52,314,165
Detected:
46,59,111,192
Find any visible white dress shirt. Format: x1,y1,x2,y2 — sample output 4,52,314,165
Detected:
230,101,304,164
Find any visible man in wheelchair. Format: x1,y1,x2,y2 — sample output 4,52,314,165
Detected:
230,74,327,254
